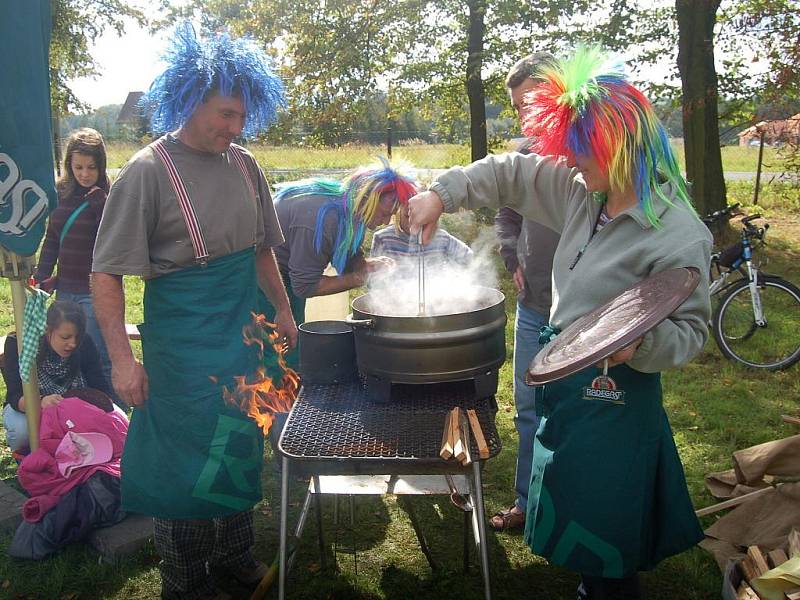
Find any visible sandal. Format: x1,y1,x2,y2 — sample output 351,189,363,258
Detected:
489,505,525,531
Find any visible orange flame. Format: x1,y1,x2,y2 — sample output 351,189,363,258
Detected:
221,312,299,435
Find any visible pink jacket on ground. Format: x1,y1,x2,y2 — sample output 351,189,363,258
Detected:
17,397,128,522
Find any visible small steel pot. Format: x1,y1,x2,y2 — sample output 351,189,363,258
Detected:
298,320,358,384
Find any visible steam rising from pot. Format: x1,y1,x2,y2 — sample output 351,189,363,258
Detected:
365,216,500,317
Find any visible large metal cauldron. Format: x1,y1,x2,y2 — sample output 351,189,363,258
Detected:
347,286,506,385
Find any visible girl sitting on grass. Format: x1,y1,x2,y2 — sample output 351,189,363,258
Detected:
2,301,115,453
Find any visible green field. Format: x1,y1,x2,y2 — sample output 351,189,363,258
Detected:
104,140,790,174
0,185,798,598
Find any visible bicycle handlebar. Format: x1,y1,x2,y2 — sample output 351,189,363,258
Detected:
702,203,741,225
742,213,761,226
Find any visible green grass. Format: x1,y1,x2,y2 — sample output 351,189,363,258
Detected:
105,141,472,171
671,144,789,173
104,140,792,174
0,184,799,598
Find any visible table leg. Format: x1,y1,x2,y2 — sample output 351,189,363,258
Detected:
463,509,470,573
470,461,492,600
278,456,289,600
397,495,438,571
313,475,326,571
287,486,314,574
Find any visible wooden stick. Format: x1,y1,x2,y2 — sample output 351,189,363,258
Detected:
466,409,490,459
789,528,800,558
695,485,774,517
736,581,759,600
459,410,472,466
781,414,800,426
452,408,465,461
767,548,788,568
747,545,770,577
439,410,453,460
739,556,758,583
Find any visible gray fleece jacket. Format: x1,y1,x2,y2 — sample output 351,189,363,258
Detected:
429,152,713,373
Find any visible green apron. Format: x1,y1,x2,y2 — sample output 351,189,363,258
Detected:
258,271,305,375
121,248,264,519
523,361,703,577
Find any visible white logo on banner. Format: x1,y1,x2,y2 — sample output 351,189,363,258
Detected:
0,152,49,236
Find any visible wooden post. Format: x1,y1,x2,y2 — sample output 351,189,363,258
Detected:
753,129,765,206
386,126,392,159
3,251,41,450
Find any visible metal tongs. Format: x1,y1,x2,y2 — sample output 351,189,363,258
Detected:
417,230,426,316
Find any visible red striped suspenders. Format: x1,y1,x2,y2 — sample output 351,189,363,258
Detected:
228,145,258,203
151,139,257,266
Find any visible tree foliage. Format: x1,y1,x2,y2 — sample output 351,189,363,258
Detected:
164,0,595,150
50,0,145,115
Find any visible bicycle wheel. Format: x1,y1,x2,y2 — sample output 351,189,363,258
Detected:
712,276,800,369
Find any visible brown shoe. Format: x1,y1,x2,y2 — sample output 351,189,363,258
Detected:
489,505,525,531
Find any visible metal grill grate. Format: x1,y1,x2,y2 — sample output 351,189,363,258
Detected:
279,379,501,461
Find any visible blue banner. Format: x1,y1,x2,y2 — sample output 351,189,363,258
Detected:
0,0,57,257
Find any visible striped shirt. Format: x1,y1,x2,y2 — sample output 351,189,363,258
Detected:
370,226,472,266
36,185,105,294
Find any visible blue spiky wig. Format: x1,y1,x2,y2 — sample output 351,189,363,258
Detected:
140,23,286,137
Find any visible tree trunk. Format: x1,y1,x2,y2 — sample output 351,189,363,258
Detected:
676,0,726,219
52,112,61,177
466,0,487,162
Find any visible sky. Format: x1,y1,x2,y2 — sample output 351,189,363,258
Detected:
68,1,756,113
69,17,169,109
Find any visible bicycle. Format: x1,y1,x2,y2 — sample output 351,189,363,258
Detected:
702,204,800,370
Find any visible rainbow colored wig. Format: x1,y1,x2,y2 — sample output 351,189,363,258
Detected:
141,23,285,137
274,157,418,273
521,46,692,226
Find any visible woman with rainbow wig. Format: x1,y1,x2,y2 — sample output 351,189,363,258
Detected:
407,46,712,597
260,157,419,371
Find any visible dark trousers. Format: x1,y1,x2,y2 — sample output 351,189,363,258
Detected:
577,574,641,600
153,510,257,597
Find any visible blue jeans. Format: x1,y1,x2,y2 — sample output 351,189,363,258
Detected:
3,404,29,453
56,291,114,395
513,301,548,512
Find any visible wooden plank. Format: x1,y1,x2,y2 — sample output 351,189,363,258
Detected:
695,486,774,517
768,548,789,568
747,545,770,577
736,581,759,600
739,556,758,583
781,415,800,427
789,528,800,558
447,408,458,458
452,408,465,462
459,410,472,466
466,409,490,459
439,410,453,460
125,323,141,340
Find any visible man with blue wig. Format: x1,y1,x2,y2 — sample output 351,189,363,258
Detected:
91,24,295,599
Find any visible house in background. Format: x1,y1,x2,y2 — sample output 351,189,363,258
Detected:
738,113,800,147
117,91,148,138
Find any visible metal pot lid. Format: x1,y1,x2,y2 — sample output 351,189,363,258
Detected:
526,267,701,385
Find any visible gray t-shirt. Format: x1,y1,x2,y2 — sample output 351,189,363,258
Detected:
272,193,362,298
93,134,284,278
